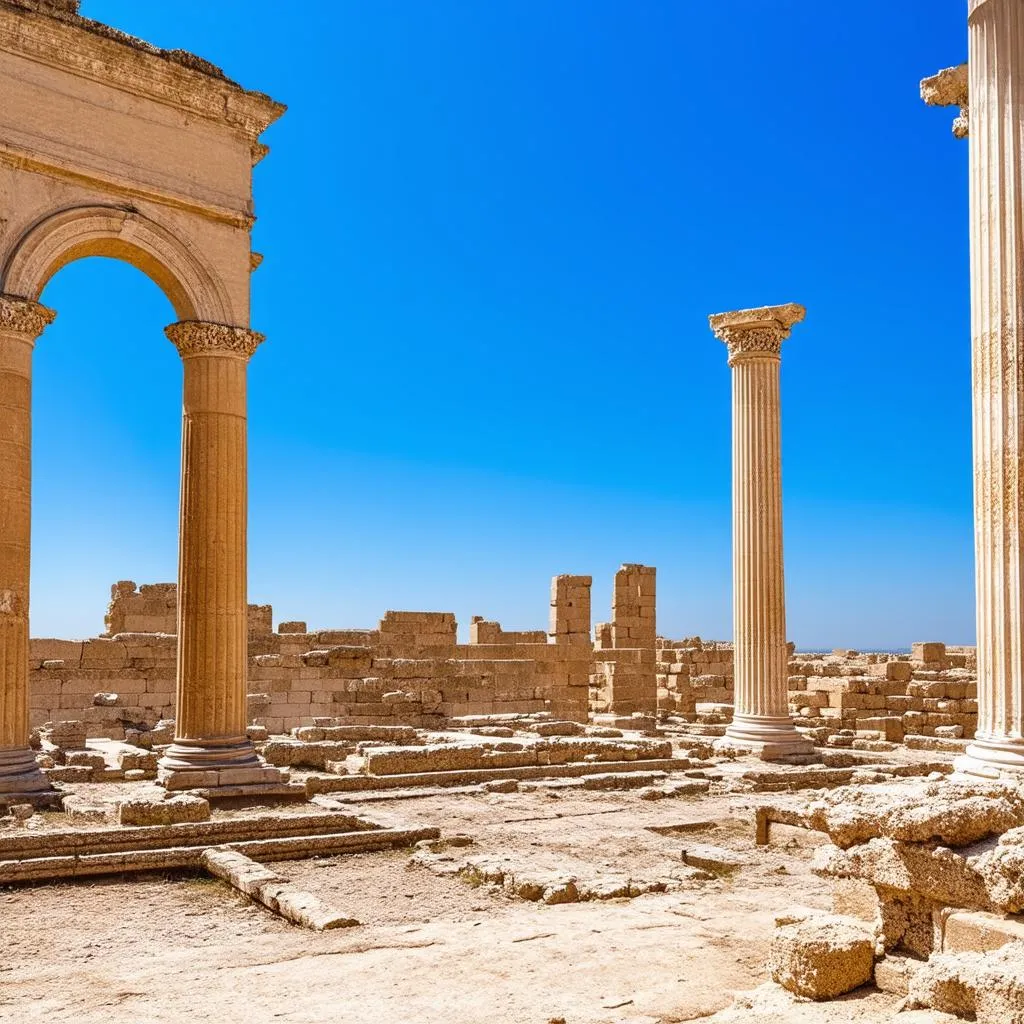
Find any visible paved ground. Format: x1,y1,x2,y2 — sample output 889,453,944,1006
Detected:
0,782,936,1024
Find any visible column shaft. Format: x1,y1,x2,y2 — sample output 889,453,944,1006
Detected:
159,322,274,785
709,304,812,760
177,352,250,741
732,356,788,721
961,0,1024,774
0,297,53,797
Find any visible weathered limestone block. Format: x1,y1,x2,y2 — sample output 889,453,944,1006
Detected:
262,740,354,770
803,780,1024,849
202,848,358,931
907,945,1024,1024
40,720,87,751
943,910,1024,953
104,581,177,637
65,750,105,770
118,794,210,826
247,604,273,639
528,721,584,737
117,749,159,772
62,795,108,824
768,913,875,1000
972,827,1024,914
874,954,918,996
814,838,988,910
292,725,420,744
365,744,534,776
538,737,672,765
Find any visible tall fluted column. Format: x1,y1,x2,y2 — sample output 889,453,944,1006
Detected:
710,304,814,761
0,296,54,799
158,321,281,789
958,0,1024,777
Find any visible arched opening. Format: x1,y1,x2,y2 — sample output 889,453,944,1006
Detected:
31,257,182,638
2,206,235,325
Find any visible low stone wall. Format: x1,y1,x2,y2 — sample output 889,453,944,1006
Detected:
657,637,735,713
29,578,981,748
788,643,978,743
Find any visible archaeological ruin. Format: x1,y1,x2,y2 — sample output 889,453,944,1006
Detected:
0,1,1023,1022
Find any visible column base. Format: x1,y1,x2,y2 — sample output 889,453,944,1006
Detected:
954,736,1024,781
715,715,817,762
0,747,56,800
157,736,284,791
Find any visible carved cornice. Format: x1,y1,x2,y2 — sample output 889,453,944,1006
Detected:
709,303,805,365
0,3,286,139
166,321,264,360
0,294,56,337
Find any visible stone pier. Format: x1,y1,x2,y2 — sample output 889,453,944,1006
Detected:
0,297,55,802
710,305,814,760
591,565,658,728
157,322,283,790
548,574,593,723
956,0,1024,778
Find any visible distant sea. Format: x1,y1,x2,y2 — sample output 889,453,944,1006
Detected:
797,647,913,655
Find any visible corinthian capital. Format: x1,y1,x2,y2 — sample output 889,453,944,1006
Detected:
921,64,969,139
0,295,56,338
709,303,805,365
165,321,264,360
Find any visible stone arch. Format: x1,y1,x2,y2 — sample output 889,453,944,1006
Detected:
1,205,234,324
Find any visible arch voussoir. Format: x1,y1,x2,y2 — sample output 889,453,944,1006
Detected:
1,205,234,324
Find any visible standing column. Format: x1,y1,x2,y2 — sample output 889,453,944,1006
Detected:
158,321,281,789
0,296,54,800
959,0,1024,777
710,304,814,760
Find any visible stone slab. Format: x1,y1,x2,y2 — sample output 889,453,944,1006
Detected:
305,756,692,795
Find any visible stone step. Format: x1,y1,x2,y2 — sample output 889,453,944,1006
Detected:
0,825,440,885
0,810,372,861
305,756,694,795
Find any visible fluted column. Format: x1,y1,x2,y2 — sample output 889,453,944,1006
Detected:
958,0,1024,777
0,296,54,798
710,304,814,760
158,321,280,788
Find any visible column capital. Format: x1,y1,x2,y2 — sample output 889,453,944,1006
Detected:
0,295,56,339
921,64,969,139
165,320,265,360
709,303,805,365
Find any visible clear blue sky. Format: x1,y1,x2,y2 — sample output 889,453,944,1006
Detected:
30,0,970,648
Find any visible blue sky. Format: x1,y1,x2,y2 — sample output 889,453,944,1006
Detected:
30,0,970,647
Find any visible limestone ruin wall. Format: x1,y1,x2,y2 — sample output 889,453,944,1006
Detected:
28,572,979,758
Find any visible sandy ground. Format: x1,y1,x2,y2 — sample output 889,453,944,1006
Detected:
0,785,918,1024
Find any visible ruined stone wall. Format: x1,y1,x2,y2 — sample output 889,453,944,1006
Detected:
590,565,658,718
104,581,177,636
787,642,978,746
29,578,594,737
104,580,276,640
656,637,736,713
30,577,981,749
654,640,979,748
